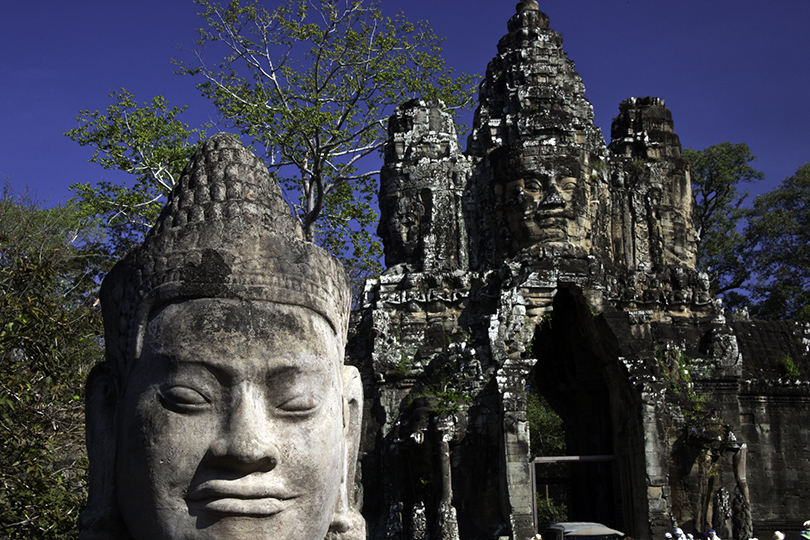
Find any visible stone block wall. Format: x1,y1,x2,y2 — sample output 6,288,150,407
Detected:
350,4,810,540
379,100,472,273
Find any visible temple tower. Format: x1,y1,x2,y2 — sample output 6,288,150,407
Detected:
353,5,810,540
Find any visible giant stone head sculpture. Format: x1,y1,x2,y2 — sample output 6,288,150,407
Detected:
492,142,596,255
80,133,364,540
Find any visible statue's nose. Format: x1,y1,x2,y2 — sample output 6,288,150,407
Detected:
540,182,565,207
209,384,280,472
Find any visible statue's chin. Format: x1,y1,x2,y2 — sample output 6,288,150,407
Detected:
527,222,569,245
535,230,568,244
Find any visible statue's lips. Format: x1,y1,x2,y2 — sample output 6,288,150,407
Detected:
534,208,572,220
186,480,296,516
533,213,573,226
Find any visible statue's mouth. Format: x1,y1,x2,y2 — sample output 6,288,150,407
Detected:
534,207,572,219
186,480,296,516
188,496,287,516
533,213,573,226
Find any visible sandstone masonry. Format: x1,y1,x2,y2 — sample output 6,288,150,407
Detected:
349,5,810,540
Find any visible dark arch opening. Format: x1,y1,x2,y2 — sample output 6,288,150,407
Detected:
529,284,633,532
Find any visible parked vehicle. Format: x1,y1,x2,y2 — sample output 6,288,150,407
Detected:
544,522,625,540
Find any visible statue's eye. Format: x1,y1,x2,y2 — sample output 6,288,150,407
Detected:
523,179,543,194
561,181,577,191
160,385,210,412
277,395,320,416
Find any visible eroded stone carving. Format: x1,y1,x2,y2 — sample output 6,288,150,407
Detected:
466,1,609,265
378,99,471,273
81,133,364,540
491,143,596,255
354,4,810,540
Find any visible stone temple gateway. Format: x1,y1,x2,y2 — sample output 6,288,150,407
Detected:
349,4,810,540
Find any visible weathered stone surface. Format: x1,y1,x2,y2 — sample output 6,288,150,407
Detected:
379,100,472,273
353,4,810,540
608,97,697,270
610,97,684,161
465,2,608,268
82,133,365,540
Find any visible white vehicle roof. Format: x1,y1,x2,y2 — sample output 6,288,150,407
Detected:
545,522,625,537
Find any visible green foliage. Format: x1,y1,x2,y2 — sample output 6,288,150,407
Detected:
397,352,411,377
526,391,565,458
684,143,764,300
68,2,478,298
676,351,693,385
686,144,808,322
781,353,801,381
682,401,711,429
176,0,479,281
535,495,568,533
655,348,710,428
0,186,105,538
745,164,810,322
591,159,607,172
414,386,472,415
630,159,647,177
65,89,207,258
657,348,683,395
432,388,472,415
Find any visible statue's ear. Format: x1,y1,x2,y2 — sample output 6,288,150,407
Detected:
327,365,366,540
79,362,125,539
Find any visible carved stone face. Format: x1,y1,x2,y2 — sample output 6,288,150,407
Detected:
377,187,427,267
501,154,588,251
115,298,346,540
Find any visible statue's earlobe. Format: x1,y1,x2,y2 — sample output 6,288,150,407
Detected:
327,365,366,540
79,362,127,540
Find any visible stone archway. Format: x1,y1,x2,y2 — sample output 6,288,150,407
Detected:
528,285,640,534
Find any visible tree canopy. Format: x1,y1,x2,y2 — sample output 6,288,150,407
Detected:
686,143,809,321
746,164,810,322
684,143,764,299
0,185,105,538
65,89,208,259
67,0,479,292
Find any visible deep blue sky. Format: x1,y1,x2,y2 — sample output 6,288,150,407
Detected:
2,1,809,206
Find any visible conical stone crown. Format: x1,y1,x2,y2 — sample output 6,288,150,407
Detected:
100,133,351,385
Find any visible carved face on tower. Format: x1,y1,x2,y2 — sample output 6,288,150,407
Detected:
494,144,593,253
377,183,428,268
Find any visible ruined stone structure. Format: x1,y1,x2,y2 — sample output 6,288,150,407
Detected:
350,5,810,540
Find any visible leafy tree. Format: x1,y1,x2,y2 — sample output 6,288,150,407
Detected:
535,496,568,535
745,164,810,322
527,391,566,458
65,89,208,258
0,185,105,538
176,0,478,278
68,1,478,294
527,389,568,532
684,143,764,299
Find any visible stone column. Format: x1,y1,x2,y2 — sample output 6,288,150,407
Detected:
498,357,536,540
436,414,460,540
